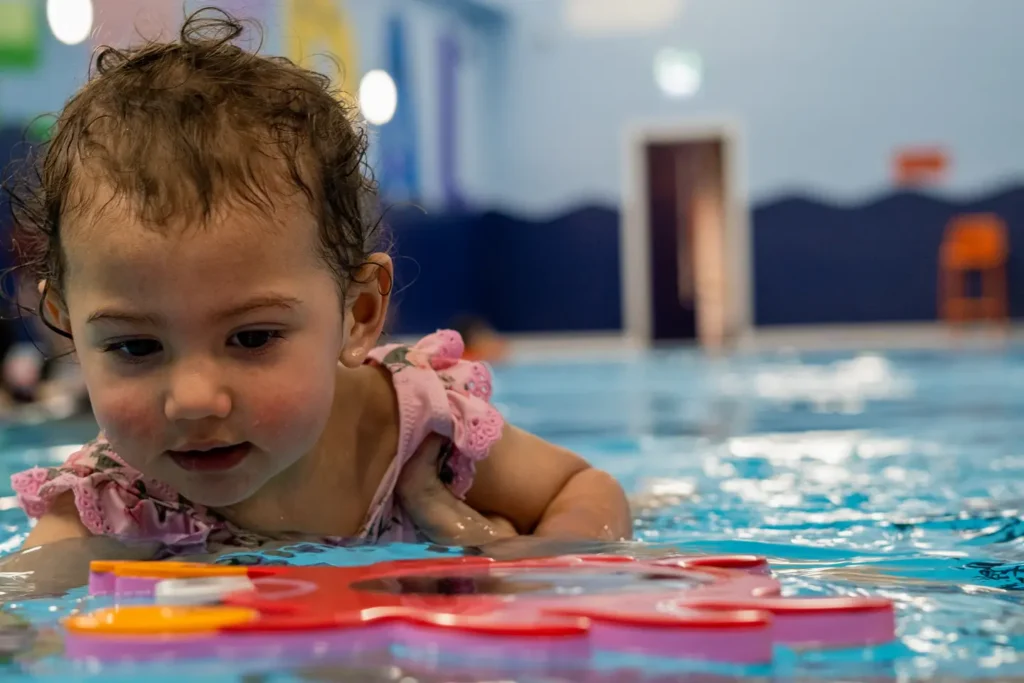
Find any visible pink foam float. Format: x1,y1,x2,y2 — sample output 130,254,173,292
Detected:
65,553,894,667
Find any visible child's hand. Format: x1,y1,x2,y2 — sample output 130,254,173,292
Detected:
396,434,449,504
397,435,518,546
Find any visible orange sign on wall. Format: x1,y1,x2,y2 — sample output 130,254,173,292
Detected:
893,147,949,187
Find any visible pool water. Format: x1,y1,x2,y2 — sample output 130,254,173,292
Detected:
2,347,1024,680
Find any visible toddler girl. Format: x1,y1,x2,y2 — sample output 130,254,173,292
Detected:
7,10,630,556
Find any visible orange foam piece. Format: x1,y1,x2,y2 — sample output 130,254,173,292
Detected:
91,560,198,573
90,560,249,579
65,605,258,635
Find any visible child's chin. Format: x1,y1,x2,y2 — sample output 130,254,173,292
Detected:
176,478,265,510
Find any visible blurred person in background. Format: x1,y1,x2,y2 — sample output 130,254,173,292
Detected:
0,271,88,420
451,314,510,364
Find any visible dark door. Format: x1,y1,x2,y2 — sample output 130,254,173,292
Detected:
647,143,697,341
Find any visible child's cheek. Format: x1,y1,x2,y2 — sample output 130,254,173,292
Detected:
249,376,334,443
90,388,163,446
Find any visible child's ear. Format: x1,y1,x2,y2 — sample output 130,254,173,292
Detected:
339,253,393,368
40,280,72,338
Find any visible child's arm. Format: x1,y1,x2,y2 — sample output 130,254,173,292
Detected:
3,516,158,596
398,427,632,546
466,425,632,539
21,492,92,548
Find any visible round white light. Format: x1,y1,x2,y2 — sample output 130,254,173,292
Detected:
358,69,398,126
47,0,93,46
654,48,702,98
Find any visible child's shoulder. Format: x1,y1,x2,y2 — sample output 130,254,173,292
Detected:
12,438,145,516
356,330,507,541
11,437,219,546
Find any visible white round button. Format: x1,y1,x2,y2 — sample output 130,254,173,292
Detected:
154,576,255,606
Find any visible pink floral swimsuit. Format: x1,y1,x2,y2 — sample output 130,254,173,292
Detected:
10,331,504,551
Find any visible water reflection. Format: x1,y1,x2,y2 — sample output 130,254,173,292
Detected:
0,350,1022,678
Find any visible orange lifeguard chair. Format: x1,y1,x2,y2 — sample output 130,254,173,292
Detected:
938,213,1009,324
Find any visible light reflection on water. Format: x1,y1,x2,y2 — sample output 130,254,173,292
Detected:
0,349,1021,679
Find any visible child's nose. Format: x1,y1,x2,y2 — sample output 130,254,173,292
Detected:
164,365,232,422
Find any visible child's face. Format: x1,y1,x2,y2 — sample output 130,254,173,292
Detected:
58,195,357,508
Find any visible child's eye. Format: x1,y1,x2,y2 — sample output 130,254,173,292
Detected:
104,339,162,359
230,330,282,350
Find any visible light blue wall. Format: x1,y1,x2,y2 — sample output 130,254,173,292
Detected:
9,0,1013,215
494,0,1024,212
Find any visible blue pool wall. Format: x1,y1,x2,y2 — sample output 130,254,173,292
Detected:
387,183,1024,334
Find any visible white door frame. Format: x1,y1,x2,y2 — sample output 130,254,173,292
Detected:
620,120,753,347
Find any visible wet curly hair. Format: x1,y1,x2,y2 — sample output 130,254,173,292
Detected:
4,7,383,337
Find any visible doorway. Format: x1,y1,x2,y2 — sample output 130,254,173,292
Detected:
622,123,750,350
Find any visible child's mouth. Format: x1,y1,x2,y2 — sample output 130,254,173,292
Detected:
168,443,252,472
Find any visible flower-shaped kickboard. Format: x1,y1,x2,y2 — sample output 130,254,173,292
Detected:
65,554,893,667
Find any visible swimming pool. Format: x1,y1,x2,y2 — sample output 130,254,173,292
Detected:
2,346,1024,680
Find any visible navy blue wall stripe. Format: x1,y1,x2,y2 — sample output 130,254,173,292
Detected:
3,126,1021,334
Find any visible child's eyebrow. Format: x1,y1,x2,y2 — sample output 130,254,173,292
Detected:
85,309,160,326
214,294,304,319
86,294,304,326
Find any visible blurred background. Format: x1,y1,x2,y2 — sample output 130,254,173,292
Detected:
1,7,1023,678
0,0,1021,414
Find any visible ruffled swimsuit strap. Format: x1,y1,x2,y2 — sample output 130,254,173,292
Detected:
358,330,504,541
